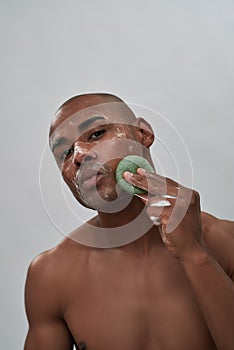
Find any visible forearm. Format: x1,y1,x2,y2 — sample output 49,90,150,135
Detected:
181,246,234,350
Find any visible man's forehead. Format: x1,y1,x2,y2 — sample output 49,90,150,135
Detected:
49,102,135,150
52,104,108,128
50,102,132,139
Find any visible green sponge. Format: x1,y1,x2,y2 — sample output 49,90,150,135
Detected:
116,155,154,195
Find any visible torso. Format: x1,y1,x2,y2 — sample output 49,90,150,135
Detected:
53,220,217,350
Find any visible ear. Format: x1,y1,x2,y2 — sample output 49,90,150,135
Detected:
135,117,154,148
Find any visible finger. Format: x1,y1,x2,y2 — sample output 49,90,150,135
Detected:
146,200,164,218
149,200,171,207
137,169,182,196
147,194,177,228
123,171,149,192
148,193,177,210
124,171,166,196
159,224,171,245
124,170,181,198
146,197,173,227
146,201,163,226
137,168,181,190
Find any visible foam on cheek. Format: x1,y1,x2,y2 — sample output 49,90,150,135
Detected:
113,125,136,144
72,163,116,206
115,125,126,138
67,123,140,207
72,169,90,205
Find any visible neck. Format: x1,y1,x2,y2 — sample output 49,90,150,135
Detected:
94,196,162,255
97,195,146,228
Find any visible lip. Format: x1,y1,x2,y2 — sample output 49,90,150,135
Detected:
82,173,104,189
78,168,108,190
81,168,103,183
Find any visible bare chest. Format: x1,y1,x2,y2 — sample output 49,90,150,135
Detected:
63,252,216,350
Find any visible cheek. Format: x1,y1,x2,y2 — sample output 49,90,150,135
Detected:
114,125,127,138
93,137,145,172
61,161,75,186
105,137,143,157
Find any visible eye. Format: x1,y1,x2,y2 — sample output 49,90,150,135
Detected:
61,147,74,160
89,129,106,140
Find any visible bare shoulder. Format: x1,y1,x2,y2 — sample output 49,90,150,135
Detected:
25,242,66,316
27,235,88,287
24,239,85,350
27,216,97,274
201,211,234,241
24,233,92,349
201,211,234,278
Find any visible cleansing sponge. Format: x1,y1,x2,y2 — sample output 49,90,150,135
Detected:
116,155,154,195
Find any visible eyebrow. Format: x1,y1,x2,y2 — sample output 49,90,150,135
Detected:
51,136,67,153
51,116,106,153
78,116,106,132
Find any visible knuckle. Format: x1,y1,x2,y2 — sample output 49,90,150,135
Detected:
134,175,144,184
190,190,200,205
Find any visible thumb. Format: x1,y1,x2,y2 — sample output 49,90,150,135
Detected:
159,224,171,246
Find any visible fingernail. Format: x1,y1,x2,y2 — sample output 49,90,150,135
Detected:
124,171,133,180
137,168,146,175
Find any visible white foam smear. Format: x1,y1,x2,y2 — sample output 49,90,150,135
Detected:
134,193,175,204
65,134,148,213
115,125,126,138
39,101,194,247
149,200,171,207
149,216,161,226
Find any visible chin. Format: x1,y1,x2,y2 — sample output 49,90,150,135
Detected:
75,186,132,213
72,186,118,210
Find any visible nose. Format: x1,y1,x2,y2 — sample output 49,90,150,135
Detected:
72,142,97,167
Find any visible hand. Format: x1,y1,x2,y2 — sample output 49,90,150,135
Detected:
124,168,206,259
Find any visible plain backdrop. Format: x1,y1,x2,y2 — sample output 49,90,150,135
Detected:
1,1,233,349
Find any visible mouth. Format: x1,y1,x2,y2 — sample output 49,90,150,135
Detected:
81,171,105,189
75,166,110,191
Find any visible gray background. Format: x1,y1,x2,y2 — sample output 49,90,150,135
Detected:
1,0,233,349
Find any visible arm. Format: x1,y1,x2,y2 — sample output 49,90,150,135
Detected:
164,211,234,350
181,215,234,350
24,254,74,350
180,238,234,350
124,169,234,350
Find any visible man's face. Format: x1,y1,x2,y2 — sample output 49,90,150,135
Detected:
49,101,148,210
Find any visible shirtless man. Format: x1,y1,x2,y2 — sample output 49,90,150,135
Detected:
24,93,234,350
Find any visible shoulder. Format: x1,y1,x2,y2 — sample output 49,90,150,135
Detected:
27,240,65,277
25,245,65,308
201,211,234,241
201,212,234,278
25,238,89,318
24,242,80,349
26,232,93,289
27,237,87,284
25,246,63,320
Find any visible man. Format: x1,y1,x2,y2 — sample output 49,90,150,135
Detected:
24,93,234,350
